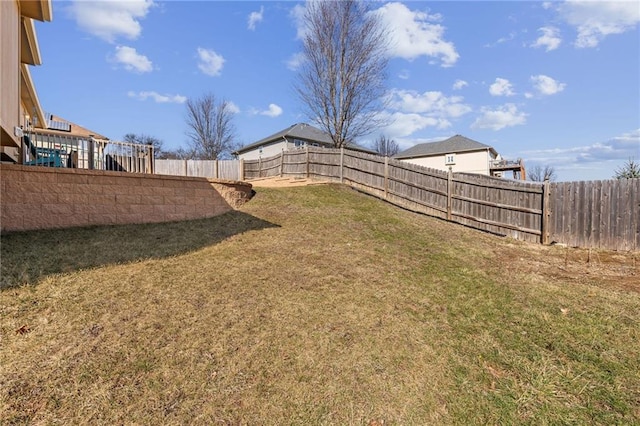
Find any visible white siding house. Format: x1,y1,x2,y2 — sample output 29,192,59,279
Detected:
234,123,334,161
394,135,525,179
234,123,376,161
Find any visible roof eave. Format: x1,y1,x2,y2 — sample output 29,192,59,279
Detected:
21,17,42,65
19,0,52,22
20,64,46,129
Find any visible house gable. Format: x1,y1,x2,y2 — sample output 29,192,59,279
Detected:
394,135,498,160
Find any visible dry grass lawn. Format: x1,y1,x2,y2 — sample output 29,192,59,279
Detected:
1,184,638,424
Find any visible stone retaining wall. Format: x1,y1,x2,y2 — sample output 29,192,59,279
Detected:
0,164,253,233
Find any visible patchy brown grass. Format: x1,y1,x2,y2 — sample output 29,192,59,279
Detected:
1,184,638,424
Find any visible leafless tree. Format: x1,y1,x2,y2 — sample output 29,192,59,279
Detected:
185,93,237,160
123,133,163,158
528,165,557,182
374,135,399,157
295,0,389,148
157,147,193,160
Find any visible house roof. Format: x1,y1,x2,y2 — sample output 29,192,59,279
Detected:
234,122,377,155
31,114,109,140
235,123,335,154
394,134,498,159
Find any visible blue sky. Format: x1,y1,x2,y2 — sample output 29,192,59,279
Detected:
31,0,639,181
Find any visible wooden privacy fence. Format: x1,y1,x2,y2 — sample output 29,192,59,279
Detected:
548,179,639,250
155,159,242,181
244,147,638,251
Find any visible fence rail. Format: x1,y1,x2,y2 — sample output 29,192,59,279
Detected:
242,147,638,251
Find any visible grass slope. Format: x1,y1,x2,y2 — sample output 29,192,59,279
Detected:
1,184,638,424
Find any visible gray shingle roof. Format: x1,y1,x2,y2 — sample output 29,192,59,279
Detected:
235,123,377,155
235,123,334,154
393,135,498,159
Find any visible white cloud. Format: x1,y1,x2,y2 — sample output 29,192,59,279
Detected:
531,26,562,51
374,2,459,67
531,74,566,96
489,78,515,97
69,0,154,43
377,111,450,139
251,103,283,117
197,47,225,76
387,89,472,118
127,91,186,104
484,31,517,48
377,89,472,139
290,4,307,39
398,69,411,80
471,104,527,131
452,79,468,90
557,0,640,48
112,46,153,73
248,6,264,31
227,101,241,114
522,129,640,164
393,136,447,151
286,52,305,71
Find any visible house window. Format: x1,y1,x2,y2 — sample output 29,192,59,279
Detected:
259,145,264,154
294,139,305,148
445,153,455,165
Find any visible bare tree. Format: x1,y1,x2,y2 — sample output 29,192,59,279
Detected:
614,158,640,179
295,0,389,148
528,165,557,182
185,93,237,160
157,147,193,160
374,135,399,157
123,133,163,158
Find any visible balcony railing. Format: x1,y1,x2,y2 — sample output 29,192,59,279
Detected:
23,131,154,174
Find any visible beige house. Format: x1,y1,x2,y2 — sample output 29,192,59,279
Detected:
234,123,376,161
0,0,52,163
394,134,526,180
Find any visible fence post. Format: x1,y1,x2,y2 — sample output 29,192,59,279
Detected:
280,150,284,177
239,159,245,181
183,159,187,176
542,178,550,245
259,157,262,178
147,145,154,174
384,156,389,199
215,159,219,179
447,167,453,221
88,137,95,170
340,147,344,183
306,145,310,178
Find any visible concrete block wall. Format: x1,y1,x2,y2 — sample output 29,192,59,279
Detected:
0,164,253,233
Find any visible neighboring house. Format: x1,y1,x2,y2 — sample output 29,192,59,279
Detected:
0,0,52,163
394,134,526,179
234,123,376,160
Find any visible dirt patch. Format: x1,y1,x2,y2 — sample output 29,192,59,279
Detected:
494,241,640,294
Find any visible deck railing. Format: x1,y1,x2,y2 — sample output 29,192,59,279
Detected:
23,131,154,174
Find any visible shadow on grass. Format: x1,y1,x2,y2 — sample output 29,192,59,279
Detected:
0,211,279,290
